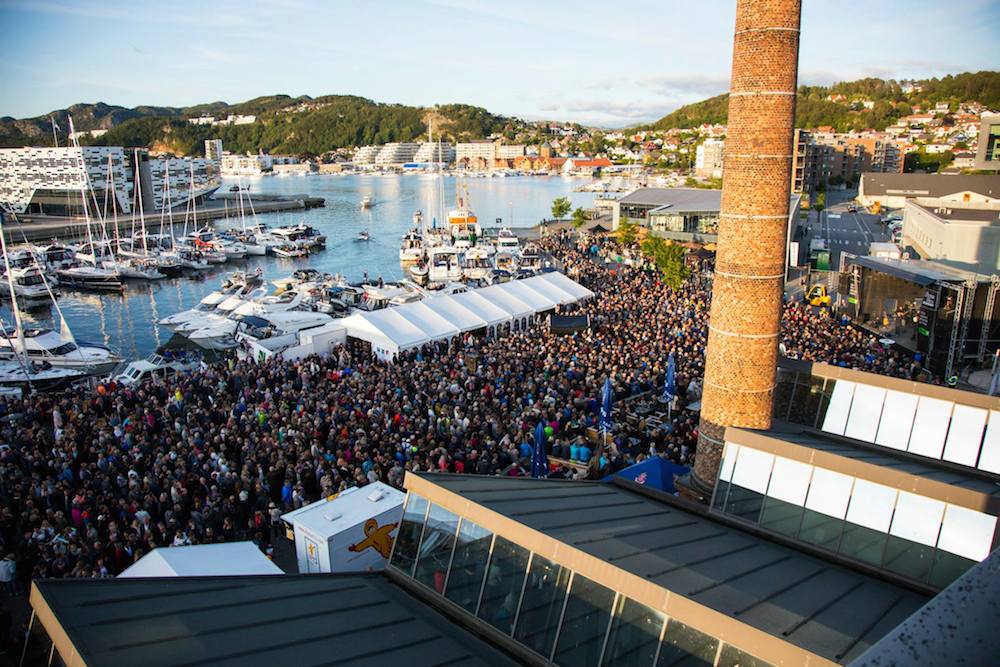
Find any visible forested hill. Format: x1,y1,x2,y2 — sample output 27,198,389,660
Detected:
649,71,1000,132
0,95,513,155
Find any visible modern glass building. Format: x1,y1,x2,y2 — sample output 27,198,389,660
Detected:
387,472,931,666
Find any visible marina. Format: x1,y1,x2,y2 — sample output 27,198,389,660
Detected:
0,173,595,367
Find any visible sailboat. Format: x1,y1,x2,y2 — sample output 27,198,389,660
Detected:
100,154,164,280
0,214,85,393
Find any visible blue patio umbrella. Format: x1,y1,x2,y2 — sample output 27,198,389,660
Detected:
662,352,677,417
531,421,549,478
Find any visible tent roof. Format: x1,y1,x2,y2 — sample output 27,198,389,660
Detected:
476,284,535,319
521,273,579,305
392,302,462,340
341,308,430,350
497,279,560,311
535,271,596,301
449,291,513,327
118,542,282,578
419,295,489,332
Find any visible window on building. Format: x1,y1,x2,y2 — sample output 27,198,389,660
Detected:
602,597,665,667
514,554,570,659
477,536,530,635
413,504,459,593
443,520,493,613
656,618,719,667
553,574,616,666
389,493,428,577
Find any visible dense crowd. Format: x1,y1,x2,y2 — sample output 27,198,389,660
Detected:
0,231,919,602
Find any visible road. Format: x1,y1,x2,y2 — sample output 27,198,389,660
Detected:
799,189,891,269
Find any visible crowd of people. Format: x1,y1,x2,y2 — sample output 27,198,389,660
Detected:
0,230,920,609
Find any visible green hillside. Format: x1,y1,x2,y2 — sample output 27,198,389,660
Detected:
0,95,512,154
649,71,1000,132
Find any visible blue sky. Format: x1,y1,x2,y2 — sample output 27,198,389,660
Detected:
1,0,998,126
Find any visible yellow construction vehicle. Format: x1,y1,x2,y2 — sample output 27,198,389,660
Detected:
805,284,831,307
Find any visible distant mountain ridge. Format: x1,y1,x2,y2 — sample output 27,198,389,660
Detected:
0,94,516,155
649,71,1000,132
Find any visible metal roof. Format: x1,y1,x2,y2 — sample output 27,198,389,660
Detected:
618,187,723,210
32,574,519,667
414,472,930,664
848,254,989,284
860,172,1000,198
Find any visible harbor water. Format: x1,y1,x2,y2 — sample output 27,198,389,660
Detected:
7,174,596,361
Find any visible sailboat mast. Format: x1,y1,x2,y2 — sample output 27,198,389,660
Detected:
68,116,97,255
189,161,198,231
0,213,29,368
135,149,149,256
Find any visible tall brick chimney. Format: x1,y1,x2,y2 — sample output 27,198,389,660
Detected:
690,0,802,496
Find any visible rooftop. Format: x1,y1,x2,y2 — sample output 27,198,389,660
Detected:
860,172,1000,198
618,187,722,210
911,201,1000,226
31,574,519,667
846,255,992,285
411,472,931,664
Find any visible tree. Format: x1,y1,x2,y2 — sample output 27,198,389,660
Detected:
551,196,572,220
640,237,690,289
571,207,589,229
617,221,639,246
813,191,826,212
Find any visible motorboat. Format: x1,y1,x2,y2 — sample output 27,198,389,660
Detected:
423,225,452,249
448,190,482,250
399,229,425,264
4,249,35,271
519,242,543,273
184,290,306,349
272,224,326,249
361,194,375,209
33,244,76,273
428,246,463,284
154,252,185,277
112,350,201,386
159,272,263,332
273,244,308,258
356,230,370,242
55,264,124,292
0,327,121,375
234,311,333,349
408,262,429,286
176,248,210,271
0,360,84,393
461,245,492,281
104,257,165,280
6,267,50,299
495,251,519,274
356,282,423,311
272,269,325,292
495,227,520,255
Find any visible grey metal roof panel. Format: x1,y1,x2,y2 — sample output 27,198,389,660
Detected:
33,574,519,667
417,473,930,664
860,172,1000,198
617,187,723,209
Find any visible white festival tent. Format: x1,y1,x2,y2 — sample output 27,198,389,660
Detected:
335,272,592,361
118,542,283,578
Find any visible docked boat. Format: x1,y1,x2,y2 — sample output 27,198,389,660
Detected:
33,244,76,273
447,190,482,251
461,245,493,282
495,227,520,255
428,246,463,284
55,265,123,292
0,327,121,375
273,244,308,258
184,290,306,350
0,360,84,394
272,224,326,249
159,271,264,332
6,267,51,299
519,242,543,273
361,194,375,209
104,257,165,280
234,311,334,348
408,262,429,286
176,248,210,271
272,269,325,292
399,229,425,264
112,350,201,386
495,251,519,274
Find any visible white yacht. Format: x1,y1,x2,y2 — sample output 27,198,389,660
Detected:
519,242,543,273
428,246,463,284
399,229,425,264
272,224,326,249
495,227,520,255
361,194,375,209
33,244,76,273
0,328,121,375
234,311,333,348
175,248,210,271
0,360,84,394
184,290,306,350
495,251,519,274
55,264,123,292
113,350,201,386
158,272,263,332
461,246,493,281
104,257,165,280
7,267,50,299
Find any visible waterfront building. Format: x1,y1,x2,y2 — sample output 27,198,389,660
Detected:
220,153,273,177
858,172,1000,210
413,142,456,164
792,130,903,194
974,113,1000,170
0,146,132,215
353,145,381,166
497,144,526,159
140,155,220,212
456,140,497,167
901,197,1000,273
204,139,224,162
375,143,421,167
695,138,725,178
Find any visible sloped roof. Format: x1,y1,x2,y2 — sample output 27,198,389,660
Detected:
118,542,283,578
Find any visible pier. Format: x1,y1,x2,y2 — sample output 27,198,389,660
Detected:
3,193,325,244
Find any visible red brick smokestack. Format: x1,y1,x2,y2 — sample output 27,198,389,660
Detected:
690,0,802,496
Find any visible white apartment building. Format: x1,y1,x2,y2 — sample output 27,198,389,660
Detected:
220,153,274,177
456,140,497,164
375,143,420,166
498,144,526,159
142,157,219,212
903,198,1000,273
204,139,224,162
413,142,456,163
695,139,725,179
353,146,381,165
0,146,133,215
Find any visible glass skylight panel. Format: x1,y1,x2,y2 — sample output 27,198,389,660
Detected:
844,479,897,532
907,397,953,459
844,384,886,442
875,390,919,450
977,411,1000,474
765,456,812,506
719,443,738,482
730,447,774,495
942,405,988,467
936,505,998,562
889,492,945,546
803,468,853,519
821,380,855,436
